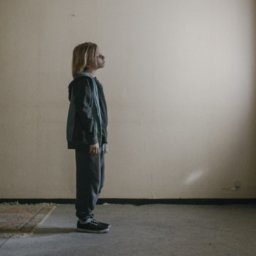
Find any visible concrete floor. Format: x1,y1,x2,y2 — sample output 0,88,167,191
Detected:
0,204,256,256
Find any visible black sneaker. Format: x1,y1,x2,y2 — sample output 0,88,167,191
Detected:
77,219,110,233
88,214,111,229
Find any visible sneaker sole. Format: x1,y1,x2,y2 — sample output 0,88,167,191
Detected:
77,227,110,234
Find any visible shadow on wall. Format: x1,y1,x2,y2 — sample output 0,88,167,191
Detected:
252,0,256,188
178,1,256,196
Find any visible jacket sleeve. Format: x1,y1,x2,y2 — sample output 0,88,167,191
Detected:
72,77,98,145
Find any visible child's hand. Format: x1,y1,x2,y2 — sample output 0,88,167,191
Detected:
89,143,99,155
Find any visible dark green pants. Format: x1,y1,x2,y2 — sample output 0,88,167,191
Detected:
75,146,105,221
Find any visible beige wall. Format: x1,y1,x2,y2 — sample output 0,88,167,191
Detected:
0,0,255,199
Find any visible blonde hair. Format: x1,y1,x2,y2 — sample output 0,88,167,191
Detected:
72,42,98,78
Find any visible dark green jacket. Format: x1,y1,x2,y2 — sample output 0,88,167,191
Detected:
66,73,108,149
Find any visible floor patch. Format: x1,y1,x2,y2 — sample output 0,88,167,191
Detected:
0,203,56,238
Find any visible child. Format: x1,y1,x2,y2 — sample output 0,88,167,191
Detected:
66,42,110,233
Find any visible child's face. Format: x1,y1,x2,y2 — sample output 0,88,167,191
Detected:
95,47,105,69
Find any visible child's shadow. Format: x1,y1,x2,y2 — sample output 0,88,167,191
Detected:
34,227,76,235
